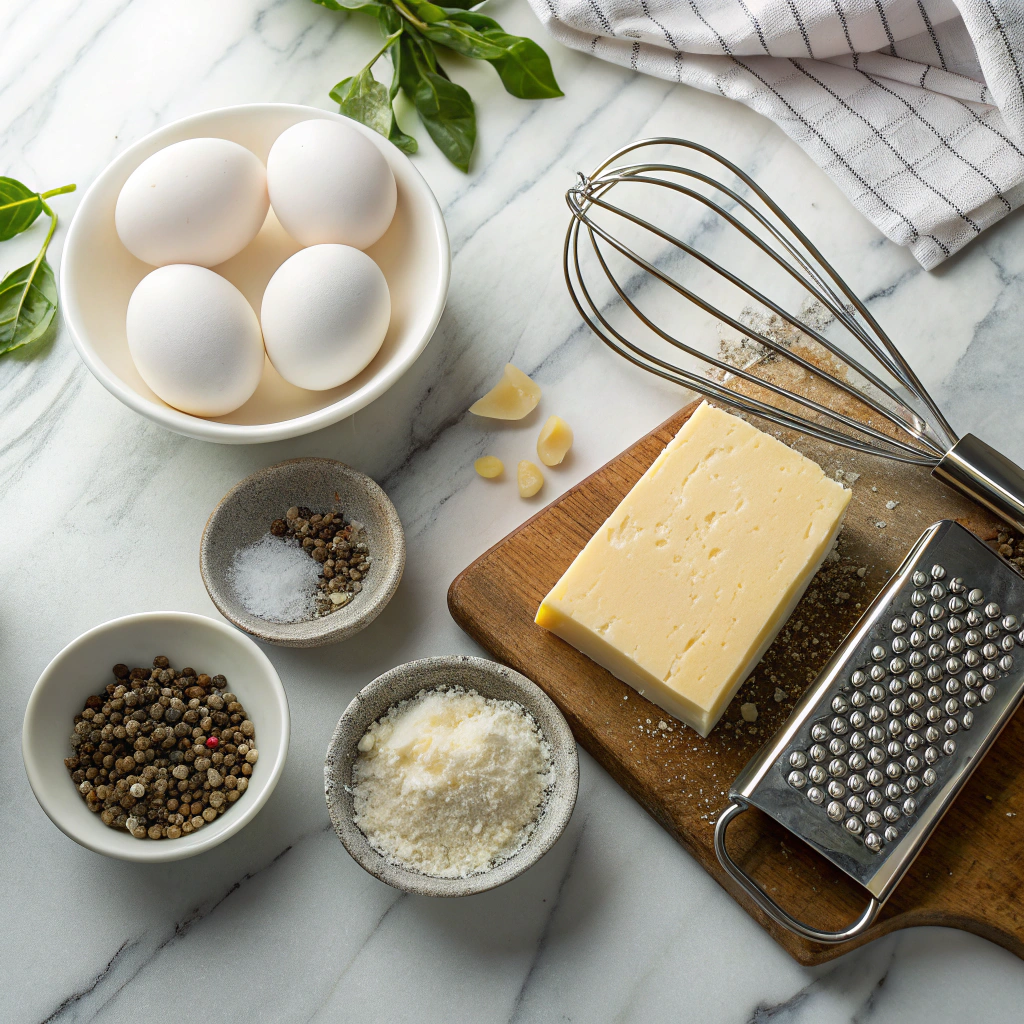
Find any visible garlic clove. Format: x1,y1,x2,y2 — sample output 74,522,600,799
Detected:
518,460,544,498
537,415,573,466
469,364,541,420
474,456,505,479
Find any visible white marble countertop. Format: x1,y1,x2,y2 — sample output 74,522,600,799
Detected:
5,1,1024,1021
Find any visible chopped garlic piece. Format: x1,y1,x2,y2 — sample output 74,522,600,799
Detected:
474,456,504,479
469,364,541,420
537,415,573,466
518,460,544,498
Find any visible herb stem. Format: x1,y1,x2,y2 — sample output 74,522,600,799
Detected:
6,205,56,332
365,29,403,71
392,0,428,32
40,184,76,201
35,204,57,267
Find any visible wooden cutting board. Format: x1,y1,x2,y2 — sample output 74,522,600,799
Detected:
447,398,1024,966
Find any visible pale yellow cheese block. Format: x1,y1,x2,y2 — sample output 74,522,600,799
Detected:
535,402,851,736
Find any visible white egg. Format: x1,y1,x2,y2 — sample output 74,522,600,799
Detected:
127,265,266,416
116,138,269,267
267,119,397,250
261,244,390,391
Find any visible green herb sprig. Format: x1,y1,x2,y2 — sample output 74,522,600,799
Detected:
0,178,76,357
313,0,562,171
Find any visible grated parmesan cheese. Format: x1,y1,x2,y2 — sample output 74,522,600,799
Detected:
352,687,554,878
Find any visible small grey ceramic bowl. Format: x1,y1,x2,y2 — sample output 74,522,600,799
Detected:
201,458,405,647
326,656,579,896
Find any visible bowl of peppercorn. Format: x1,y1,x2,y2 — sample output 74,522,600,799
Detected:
200,457,405,647
22,611,290,862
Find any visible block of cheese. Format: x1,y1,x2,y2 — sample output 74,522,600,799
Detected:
535,402,851,736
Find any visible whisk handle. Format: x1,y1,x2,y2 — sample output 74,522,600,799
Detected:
934,434,1024,535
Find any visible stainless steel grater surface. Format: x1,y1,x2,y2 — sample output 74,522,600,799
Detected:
715,520,1024,943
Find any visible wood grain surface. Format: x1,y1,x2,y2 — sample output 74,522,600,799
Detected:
448,399,1024,966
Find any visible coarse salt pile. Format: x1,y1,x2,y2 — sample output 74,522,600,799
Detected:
352,687,554,878
226,532,322,623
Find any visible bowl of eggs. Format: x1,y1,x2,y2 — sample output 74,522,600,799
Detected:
60,104,450,443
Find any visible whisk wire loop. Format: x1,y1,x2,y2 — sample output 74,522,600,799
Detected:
564,217,940,466
565,138,960,466
569,181,946,460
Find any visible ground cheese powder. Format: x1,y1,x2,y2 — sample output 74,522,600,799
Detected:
352,687,554,878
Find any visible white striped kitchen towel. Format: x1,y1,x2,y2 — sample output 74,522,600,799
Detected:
527,0,1024,268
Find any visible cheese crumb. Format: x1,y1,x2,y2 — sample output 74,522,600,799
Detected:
740,702,758,722
352,687,553,878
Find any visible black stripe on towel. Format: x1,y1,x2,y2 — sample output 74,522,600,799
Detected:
983,0,1024,105
916,0,947,70
734,0,771,55
789,58,979,233
856,68,1012,211
729,56,932,249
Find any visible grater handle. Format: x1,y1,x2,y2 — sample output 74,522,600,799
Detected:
714,801,881,944
933,434,1024,535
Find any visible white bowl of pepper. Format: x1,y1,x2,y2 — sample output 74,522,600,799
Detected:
22,611,290,862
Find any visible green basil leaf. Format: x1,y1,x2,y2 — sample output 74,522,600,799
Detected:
388,118,419,155
418,19,506,60
0,177,43,242
400,27,438,82
400,34,475,170
441,8,501,30
405,0,448,23
479,30,563,99
0,256,57,355
437,0,479,9
378,4,403,35
331,51,419,156
418,14,562,99
413,72,476,171
330,69,394,137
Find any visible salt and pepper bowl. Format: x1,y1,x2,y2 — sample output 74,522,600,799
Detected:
325,655,580,896
22,611,290,863
200,458,405,647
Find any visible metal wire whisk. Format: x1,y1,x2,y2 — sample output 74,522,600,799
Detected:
564,137,1024,534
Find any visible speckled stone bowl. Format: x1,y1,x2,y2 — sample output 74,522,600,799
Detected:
200,458,405,647
325,656,579,896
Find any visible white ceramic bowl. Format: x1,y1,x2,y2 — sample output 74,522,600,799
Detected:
60,104,450,444
22,612,290,862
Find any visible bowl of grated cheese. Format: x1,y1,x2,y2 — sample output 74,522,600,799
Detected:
325,655,578,896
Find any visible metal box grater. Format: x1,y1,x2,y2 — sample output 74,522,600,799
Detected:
715,520,1024,943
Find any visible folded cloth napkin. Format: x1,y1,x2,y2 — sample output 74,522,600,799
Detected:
527,0,1024,268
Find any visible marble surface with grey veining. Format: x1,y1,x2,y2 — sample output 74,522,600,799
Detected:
5,1,1024,1021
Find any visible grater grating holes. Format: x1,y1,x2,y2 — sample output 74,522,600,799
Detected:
781,564,1023,856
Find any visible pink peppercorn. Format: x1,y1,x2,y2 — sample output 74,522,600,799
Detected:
205,736,219,749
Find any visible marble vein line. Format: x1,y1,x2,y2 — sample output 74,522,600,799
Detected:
506,814,590,1024
37,842,296,1024
444,75,677,258
0,0,136,146
38,939,136,1024
305,891,409,1023
848,936,899,1024
745,977,817,1023
0,368,87,492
